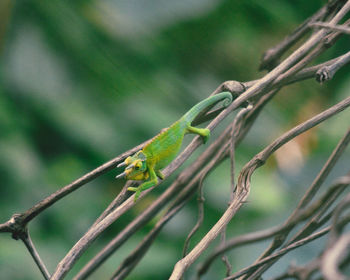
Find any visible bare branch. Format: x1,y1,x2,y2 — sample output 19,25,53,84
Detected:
258,0,336,71
197,173,350,278
21,230,51,280
110,200,188,280
246,127,350,278
225,227,331,280
322,193,350,280
311,21,350,34
241,127,350,279
173,51,348,139
316,51,350,83
182,177,205,257
0,145,143,236
270,259,320,280
219,104,253,275
170,95,350,279
224,1,350,118
322,232,350,280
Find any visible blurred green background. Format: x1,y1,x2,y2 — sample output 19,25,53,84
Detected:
0,0,349,279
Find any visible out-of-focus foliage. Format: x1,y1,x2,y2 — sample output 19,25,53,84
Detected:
0,0,349,279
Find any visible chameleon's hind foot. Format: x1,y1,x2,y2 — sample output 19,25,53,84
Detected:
187,126,210,144
199,128,210,144
156,169,165,180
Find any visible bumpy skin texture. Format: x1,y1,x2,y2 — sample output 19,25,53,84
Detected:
117,92,233,201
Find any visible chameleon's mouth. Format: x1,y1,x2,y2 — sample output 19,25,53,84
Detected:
115,161,129,179
115,164,134,179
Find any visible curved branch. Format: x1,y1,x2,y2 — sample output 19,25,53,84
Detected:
244,127,350,279
170,95,350,279
197,174,350,277
225,227,331,280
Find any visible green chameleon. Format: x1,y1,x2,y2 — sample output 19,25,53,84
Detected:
116,92,233,201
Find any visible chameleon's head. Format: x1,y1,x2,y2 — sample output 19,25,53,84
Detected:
116,150,148,180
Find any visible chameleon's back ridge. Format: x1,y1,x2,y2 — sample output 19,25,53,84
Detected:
116,91,233,201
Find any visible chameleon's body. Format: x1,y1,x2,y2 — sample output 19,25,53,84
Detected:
116,92,233,201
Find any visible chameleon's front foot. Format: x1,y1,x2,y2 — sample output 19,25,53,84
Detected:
134,190,142,202
127,187,138,192
127,187,141,202
127,174,158,202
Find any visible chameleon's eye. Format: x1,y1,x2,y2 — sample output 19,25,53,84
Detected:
135,162,142,170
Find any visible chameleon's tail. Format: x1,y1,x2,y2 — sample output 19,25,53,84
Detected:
181,91,233,123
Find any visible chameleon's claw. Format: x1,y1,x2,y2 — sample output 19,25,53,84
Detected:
156,170,165,180
115,172,126,179
201,129,210,144
117,161,126,168
127,187,141,202
134,191,141,202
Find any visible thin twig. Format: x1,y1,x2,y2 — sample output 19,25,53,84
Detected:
220,105,253,275
110,200,188,280
222,0,350,119
248,127,350,272
316,51,350,83
270,259,320,280
244,175,350,280
322,233,350,280
182,177,206,257
258,0,335,70
287,172,350,244
0,144,144,236
322,193,350,280
229,105,254,194
21,230,51,280
311,21,350,34
90,184,131,227
182,131,237,259
243,126,350,279
271,19,348,88
225,227,331,280
197,174,350,278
